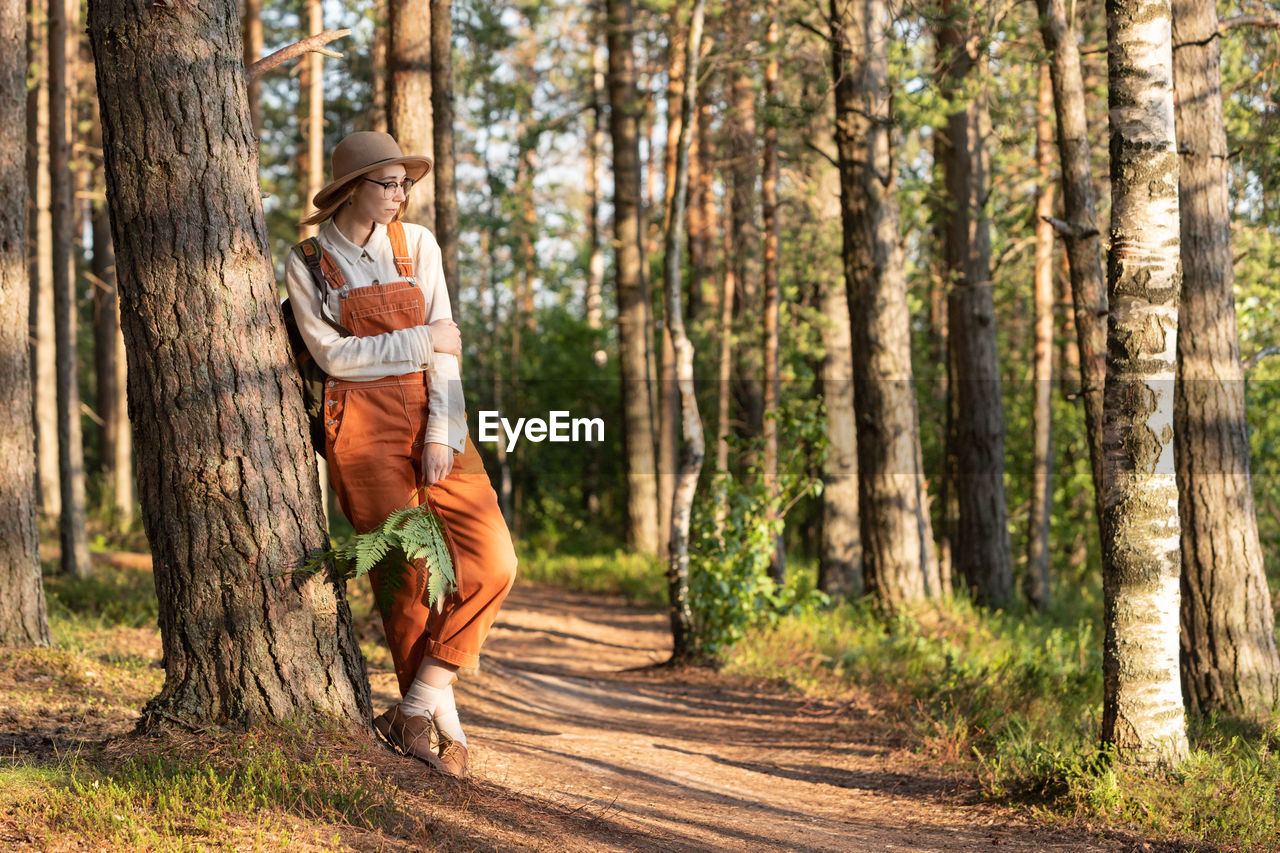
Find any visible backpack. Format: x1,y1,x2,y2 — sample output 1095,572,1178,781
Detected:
281,238,351,459
280,223,415,458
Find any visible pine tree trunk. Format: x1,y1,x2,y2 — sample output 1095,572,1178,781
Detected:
370,0,388,134
1,0,50,648
586,20,605,332
1036,0,1108,518
762,10,784,585
815,150,861,598
431,0,459,312
1100,0,1189,765
298,0,324,240
939,0,1011,607
607,0,660,557
51,0,91,578
713,189,735,534
729,53,764,446
242,0,263,135
26,0,59,520
831,0,937,607
91,104,132,528
88,0,370,729
388,0,434,231
663,0,706,660
1025,64,1055,610
1172,0,1280,720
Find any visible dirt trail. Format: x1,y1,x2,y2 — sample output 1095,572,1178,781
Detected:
369,584,1136,853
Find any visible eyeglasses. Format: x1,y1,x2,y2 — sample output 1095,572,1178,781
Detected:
363,177,415,199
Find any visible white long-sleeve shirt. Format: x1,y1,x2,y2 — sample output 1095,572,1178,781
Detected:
284,220,467,453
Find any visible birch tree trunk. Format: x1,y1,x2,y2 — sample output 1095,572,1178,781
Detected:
51,0,91,578
1100,0,1189,765
88,0,370,729
389,0,434,231
1025,64,1055,610
938,0,1011,607
1172,0,1280,720
831,0,937,607
1,0,49,648
607,0,661,556
26,0,59,520
664,0,706,661
1036,0,1108,516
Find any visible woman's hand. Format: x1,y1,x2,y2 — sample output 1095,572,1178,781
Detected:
430,319,461,356
418,442,455,487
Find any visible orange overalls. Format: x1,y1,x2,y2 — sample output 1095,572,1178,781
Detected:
319,224,516,695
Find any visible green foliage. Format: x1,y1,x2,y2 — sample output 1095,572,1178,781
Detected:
687,401,829,656
514,546,665,606
304,505,456,618
44,566,159,630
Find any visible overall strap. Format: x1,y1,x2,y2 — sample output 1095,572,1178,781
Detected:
293,238,351,337
387,221,415,279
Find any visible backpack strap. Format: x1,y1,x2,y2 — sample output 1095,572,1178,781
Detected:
293,238,352,338
387,221,414,279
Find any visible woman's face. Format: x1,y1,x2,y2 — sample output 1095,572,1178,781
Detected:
350,165,410,225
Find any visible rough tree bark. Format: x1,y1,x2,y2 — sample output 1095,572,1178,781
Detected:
831,0,938,607
51,0,91,577
88,0,370,729
1036,0,1108,516
663,0,706,661
26,0,58,519
938,0,1011,607
89,73,132,527
1100,0,1189,765
1025,64,1055,611
1,0,49,648
607,0,661,557
389,0,435,231
431,0,459,311
1172,0,1280,720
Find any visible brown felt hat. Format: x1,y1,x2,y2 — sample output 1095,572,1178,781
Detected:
312,131,432,210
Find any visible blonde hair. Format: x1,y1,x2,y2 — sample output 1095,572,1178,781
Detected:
298,179,411,228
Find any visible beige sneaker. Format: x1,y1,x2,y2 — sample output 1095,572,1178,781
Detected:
434,725,469,778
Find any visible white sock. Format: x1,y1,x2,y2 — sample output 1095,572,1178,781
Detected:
400,680,443,719
432,685,467,747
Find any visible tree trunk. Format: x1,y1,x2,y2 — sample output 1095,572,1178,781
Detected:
1173,0,1280,720
1036,0,1108,520
370,0,388,134
938,0,1011,607
298,0,324,240
814,145,861,598
1100,0,1189,766
88,0,370,729
388,0,434,231
51,0,91,578
586,18,605,331
90,89,132,528
664,0,706,661
729,52,764,446
1,0,49,648
688,84,716,326
607,0,660,557
831,0,937,607
431,0,459,311
762,10,784,585
1025,64,1055,610
242,0,263,135
26,0,58,520
713,189,735,534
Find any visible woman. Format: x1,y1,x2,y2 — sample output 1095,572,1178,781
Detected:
286,131,517,778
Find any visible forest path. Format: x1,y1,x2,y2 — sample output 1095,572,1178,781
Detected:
368,584,1133,853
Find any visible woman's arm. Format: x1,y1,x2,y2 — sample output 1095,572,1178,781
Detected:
285,249,436,380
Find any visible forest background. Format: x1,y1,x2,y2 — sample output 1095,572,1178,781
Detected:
6,0,1280,848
